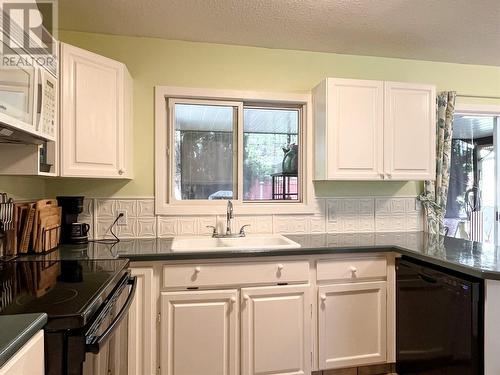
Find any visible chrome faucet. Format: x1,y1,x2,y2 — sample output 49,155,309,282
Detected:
206,200,250,238
226,200,234,235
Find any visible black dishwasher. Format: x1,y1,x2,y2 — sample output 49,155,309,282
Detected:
396,257,483,375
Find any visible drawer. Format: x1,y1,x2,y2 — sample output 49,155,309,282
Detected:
317,256,386,282
163,260,310,288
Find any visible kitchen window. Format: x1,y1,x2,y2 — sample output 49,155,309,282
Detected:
155,87,313,215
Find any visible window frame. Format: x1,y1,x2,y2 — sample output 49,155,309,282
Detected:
155,86,315,215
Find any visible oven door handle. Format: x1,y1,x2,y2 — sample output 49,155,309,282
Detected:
86,276,137,354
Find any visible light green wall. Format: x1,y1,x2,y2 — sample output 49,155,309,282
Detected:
0,176,47,200
5,30,500,199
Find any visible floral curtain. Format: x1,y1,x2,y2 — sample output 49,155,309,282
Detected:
418,91,456,235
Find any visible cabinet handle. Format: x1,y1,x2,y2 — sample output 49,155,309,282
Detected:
194,266,201,273
350,266,357,273
386,173,392,179
118,169,125,175
277,263,284,271
320,294,327,302
379,173,385,179
243,295,250,301
230,297,236,303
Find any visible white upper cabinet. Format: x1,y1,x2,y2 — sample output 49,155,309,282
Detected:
384,82,436,180
60,43,133,178
314,78,384,180
313,78,436,181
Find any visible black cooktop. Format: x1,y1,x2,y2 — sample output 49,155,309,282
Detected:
0,258,129,330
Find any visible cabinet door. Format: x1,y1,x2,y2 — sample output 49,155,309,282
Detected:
326,78,384,180
60,43,130,178
318,281,387,369
241,284,311,375
384,82,436,180
0,331,44,375
160,290,239,375
128,267,156,375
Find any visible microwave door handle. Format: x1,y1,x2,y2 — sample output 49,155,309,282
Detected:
86,276,137,354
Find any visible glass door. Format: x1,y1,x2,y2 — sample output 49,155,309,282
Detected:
445,114,498,244
494,117,500,245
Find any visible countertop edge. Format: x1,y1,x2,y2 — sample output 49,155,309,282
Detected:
0,313,47,368
121,244,495,280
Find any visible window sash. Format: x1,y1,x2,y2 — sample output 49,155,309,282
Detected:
242,105,303,203
168,98,243,204
167,98,304,205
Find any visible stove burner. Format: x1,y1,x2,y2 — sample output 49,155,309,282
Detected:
16,288,79,306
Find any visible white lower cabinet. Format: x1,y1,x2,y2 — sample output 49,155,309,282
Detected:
146,255,393,375
128,267,157,375
241,285,311,375
160,289,239,375
0,330,44,375
318,281,387,369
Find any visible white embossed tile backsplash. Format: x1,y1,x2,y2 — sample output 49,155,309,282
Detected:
85,197,423,240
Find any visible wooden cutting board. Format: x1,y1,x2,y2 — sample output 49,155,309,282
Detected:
32,199,61,253
32,199,57,249
38,213,61,252
19,203,36,253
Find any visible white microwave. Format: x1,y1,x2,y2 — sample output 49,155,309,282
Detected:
0,61,57,144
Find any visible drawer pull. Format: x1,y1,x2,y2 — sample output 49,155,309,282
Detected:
194,266,201,273
277,264,284,271
350,266,357,274
320,294,327,302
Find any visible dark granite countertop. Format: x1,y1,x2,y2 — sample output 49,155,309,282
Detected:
26,231,500,280
0,313,47,368
4,232,497,365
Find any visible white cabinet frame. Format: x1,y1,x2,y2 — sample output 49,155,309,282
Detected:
128,267,157,375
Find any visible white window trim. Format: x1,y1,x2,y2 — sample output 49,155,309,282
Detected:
455,103,500,116
155,86,315,216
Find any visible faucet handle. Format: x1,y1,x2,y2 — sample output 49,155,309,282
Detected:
206,225,217,237
239,224,251,237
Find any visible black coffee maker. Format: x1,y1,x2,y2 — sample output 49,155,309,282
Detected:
57,196,89,244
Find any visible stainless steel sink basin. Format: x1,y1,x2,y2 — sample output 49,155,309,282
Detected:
171,234,301,252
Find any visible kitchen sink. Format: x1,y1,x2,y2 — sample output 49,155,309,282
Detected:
171,234,301,252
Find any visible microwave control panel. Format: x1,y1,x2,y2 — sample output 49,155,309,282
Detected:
40,72,57,138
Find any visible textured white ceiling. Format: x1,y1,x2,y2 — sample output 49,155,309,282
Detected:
58,0,500,66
